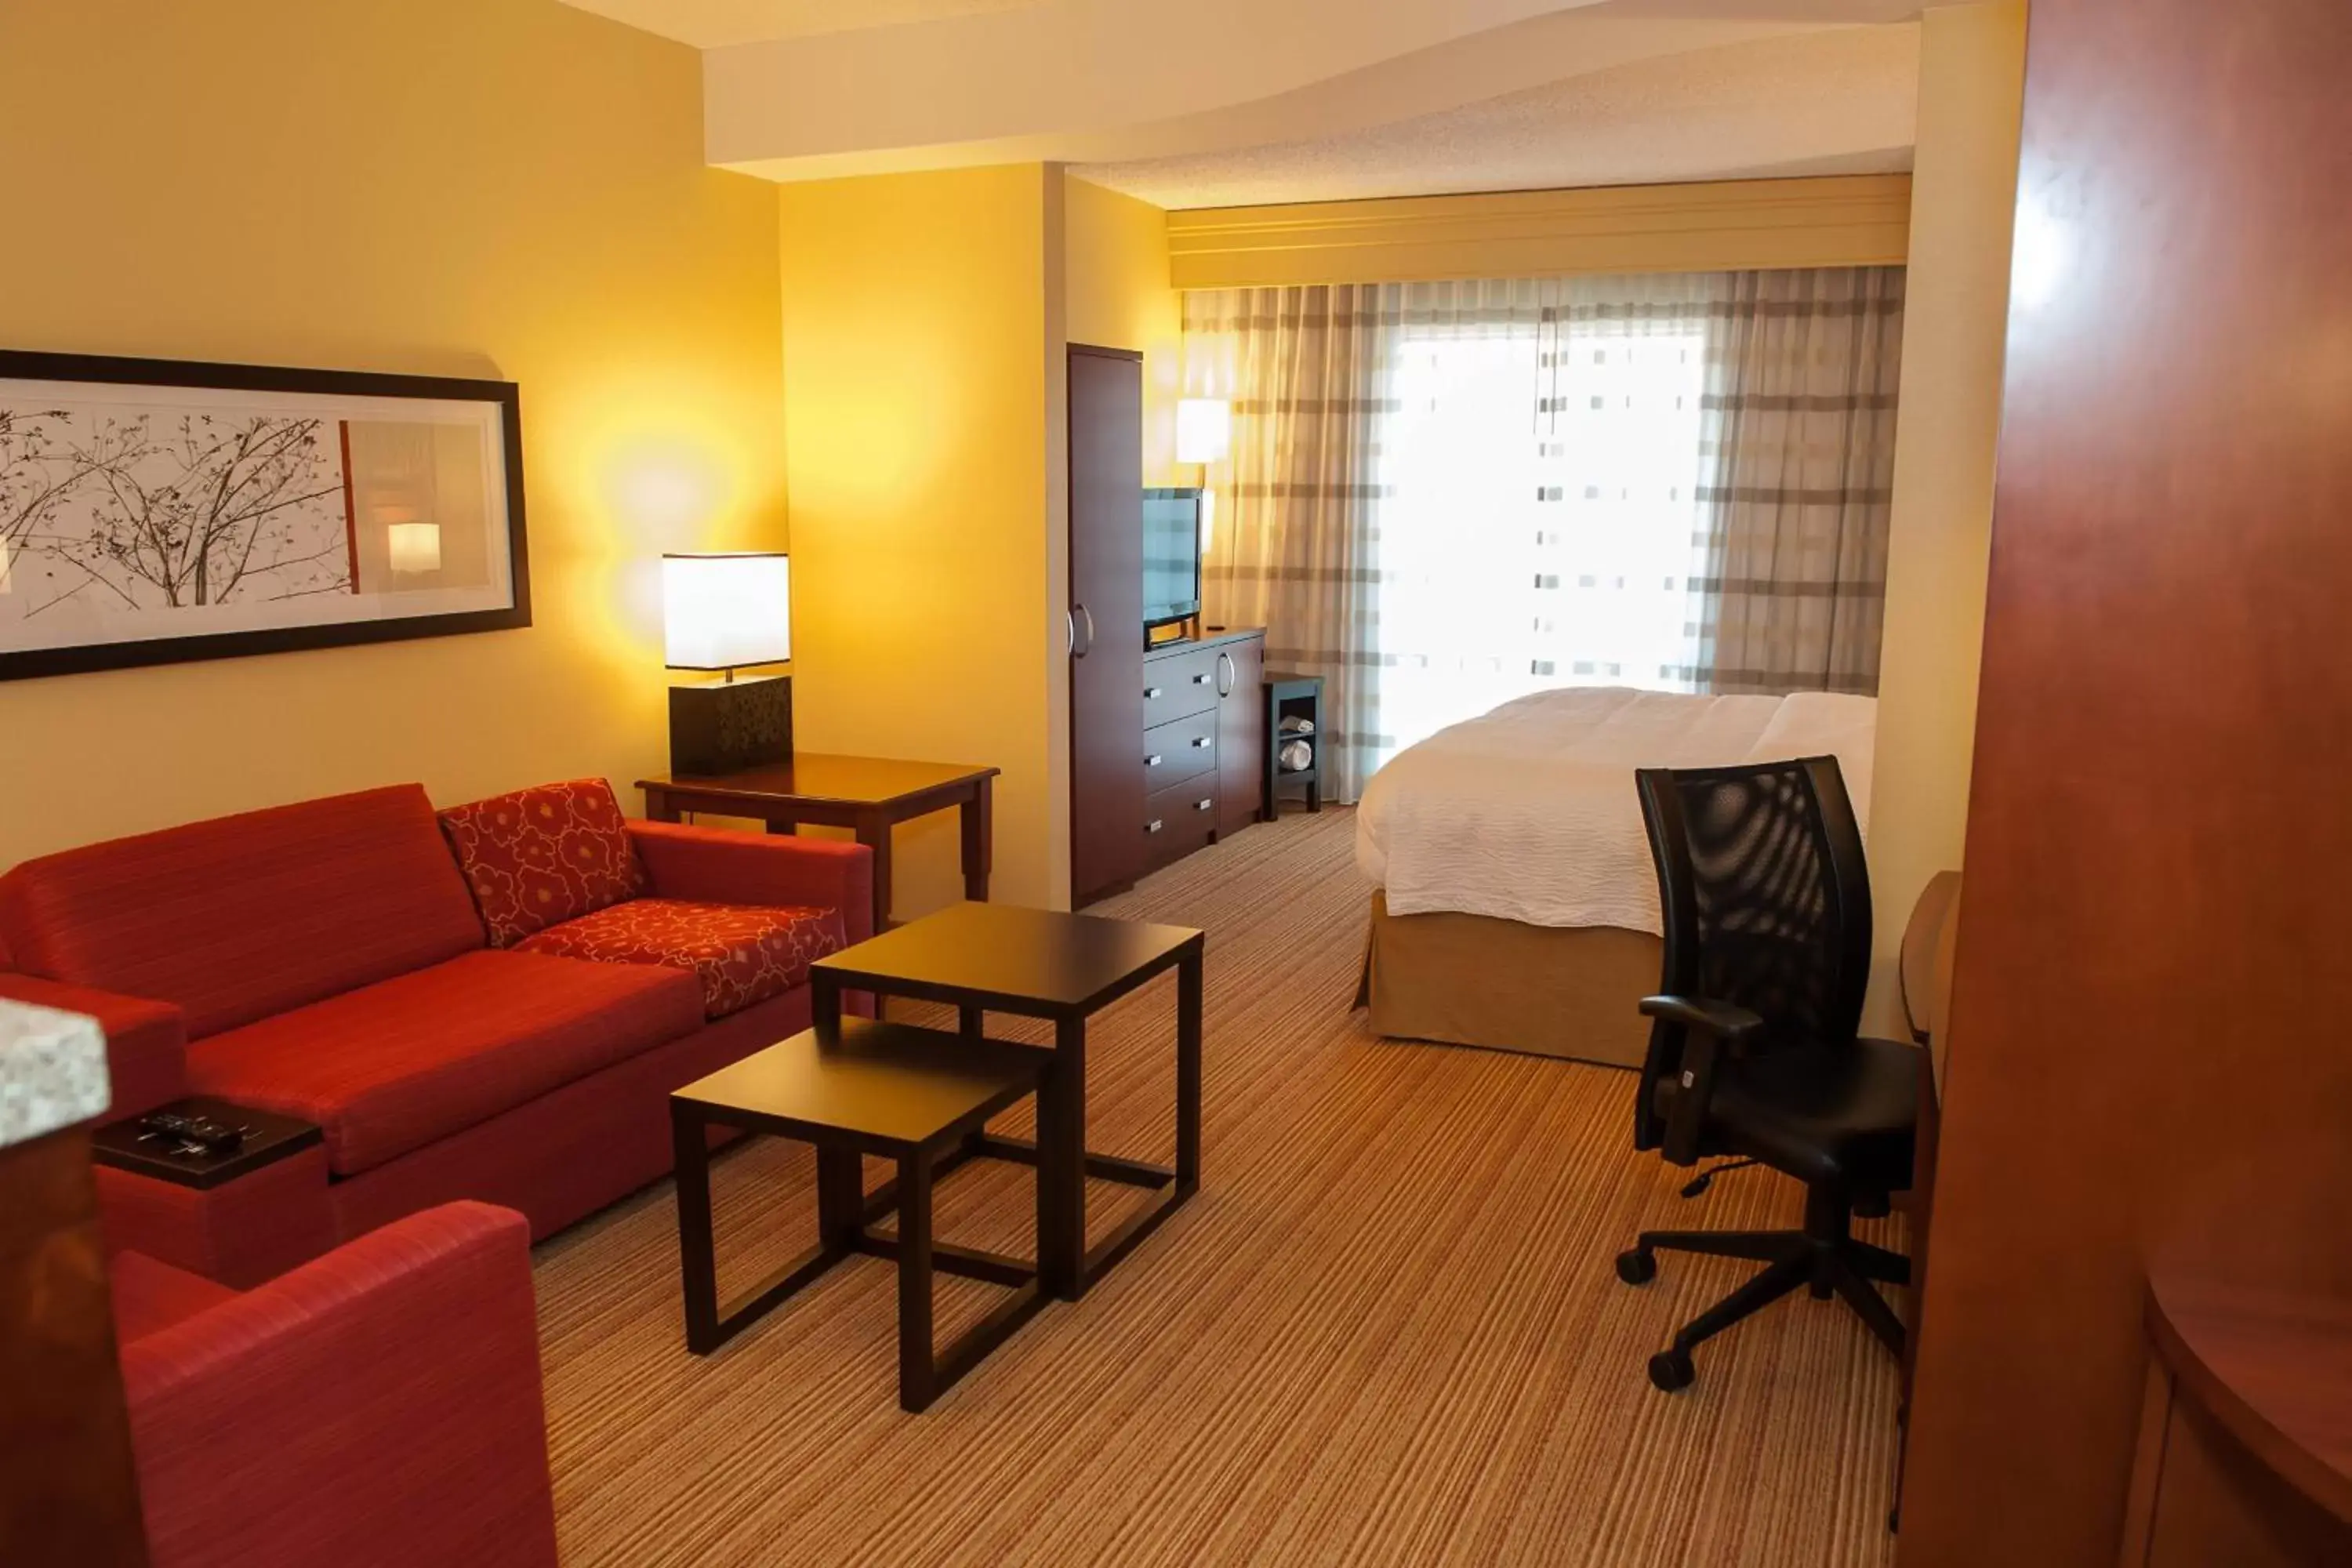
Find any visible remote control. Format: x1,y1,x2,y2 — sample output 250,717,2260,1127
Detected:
137,1111,246,1155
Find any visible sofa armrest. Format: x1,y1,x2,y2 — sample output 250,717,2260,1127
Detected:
120,1201,558,1568
630,820,875,946
0,974,186,1120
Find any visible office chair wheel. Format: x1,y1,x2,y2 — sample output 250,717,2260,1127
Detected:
1615,1248,1657,1286
1647,1348,1695,1392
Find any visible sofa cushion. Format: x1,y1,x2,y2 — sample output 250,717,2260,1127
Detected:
516,898,844,1020
0,786,485,1040
185,949,702,1177
438,779,650,948
110,1251,238,1346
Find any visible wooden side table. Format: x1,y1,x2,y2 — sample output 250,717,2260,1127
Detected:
809,902,1204,1301
670,1018,1066,1412
638,755,999,930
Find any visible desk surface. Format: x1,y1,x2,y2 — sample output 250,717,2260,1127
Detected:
639,754,998,809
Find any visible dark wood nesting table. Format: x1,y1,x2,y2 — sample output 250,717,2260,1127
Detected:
670,1017,1069,1412
638,755,998,929
809,902,1205,1302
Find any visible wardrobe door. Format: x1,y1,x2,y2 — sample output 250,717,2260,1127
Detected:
1214,633,1264,838
1067,345,1145,905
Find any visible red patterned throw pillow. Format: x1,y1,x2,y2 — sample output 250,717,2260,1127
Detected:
437,779,650,947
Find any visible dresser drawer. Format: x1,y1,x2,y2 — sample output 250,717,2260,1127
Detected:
1142,775,1218,872
1142,645,1221,726
1143,710,1219,789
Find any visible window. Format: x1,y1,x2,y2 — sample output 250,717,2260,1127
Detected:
1371,318,1710,763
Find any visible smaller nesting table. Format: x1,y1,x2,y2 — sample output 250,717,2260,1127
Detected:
670,1017,1069,1412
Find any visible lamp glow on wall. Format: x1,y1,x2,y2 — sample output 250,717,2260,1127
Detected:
1176,397,1231,550
661,551,794,775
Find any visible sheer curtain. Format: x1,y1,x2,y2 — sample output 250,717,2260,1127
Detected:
1181,267,1904,797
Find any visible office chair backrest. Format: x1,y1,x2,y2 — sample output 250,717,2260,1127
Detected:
1632,756,1873,1150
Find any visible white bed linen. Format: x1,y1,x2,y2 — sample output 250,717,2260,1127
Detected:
1356,688,1877,933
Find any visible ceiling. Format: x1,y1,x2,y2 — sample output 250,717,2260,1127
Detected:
557,0,1929,208
1073,24,1918,209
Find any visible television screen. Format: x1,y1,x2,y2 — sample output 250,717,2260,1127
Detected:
1142,487,1203,627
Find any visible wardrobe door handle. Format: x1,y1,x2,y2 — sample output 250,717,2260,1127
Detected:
1216,652,1235,697
1071,604,1092,659
1065,609,1076,655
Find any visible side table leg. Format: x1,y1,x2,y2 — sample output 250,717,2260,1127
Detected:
1043,1014,1089,1301
671,1102,720,1354
1177,951,1203,1196
960,777,993,902
855,811,895,931
897,1147,937,1413
816,1145,862,1254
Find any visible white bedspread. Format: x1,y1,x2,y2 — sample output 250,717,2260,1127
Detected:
1356,688,1877,933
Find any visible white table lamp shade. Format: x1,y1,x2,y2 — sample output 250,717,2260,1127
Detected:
1176,398,1231,465
386,521,441,574
663,553,791,671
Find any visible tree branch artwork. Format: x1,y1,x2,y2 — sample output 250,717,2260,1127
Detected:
2,409,351,619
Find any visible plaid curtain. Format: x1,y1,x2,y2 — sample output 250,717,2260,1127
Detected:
1181,285,1391,799
1181,267,1904,798
1693,267,1907,695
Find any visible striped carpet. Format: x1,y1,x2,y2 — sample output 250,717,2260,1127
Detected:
533,809,1904,1566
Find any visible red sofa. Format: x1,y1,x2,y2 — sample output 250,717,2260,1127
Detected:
0,779,871,1284
114,1201,560,1568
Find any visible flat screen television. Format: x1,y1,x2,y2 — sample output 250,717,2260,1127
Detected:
1141,486,1203,631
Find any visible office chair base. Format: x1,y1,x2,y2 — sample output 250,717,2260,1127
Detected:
1618,1186,1910,1391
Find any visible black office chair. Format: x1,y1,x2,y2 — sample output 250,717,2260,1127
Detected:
1615,756,1920,1393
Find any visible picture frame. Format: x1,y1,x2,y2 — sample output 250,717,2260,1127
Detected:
0,350,529,681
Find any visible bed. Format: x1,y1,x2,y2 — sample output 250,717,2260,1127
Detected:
1355,687,1878,1069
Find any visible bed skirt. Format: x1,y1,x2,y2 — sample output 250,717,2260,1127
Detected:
1357,891,1658,1070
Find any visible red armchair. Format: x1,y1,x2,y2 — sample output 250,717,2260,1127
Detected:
115,1201,557,1568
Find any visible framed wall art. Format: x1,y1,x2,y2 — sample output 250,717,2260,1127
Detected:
0,350,528,681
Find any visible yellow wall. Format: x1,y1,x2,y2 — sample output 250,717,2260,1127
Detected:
0,0,786,867
779,165,1063,914
1063,176,1183,486
1864,0,2027,1032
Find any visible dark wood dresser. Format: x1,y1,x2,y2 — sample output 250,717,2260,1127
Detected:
1135,628,1265,880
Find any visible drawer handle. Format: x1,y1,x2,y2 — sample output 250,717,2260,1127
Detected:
1192,672,1211,685
1145,686,1163,699
1146,754,1163,768
1194,798,1213,811
1192,736,1212,748
1146,819,1164,833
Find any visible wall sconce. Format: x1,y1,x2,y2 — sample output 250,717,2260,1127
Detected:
1176,397,1231,550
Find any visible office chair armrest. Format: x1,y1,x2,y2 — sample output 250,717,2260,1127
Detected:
1638,995,1762,1167
1639,995,1765,1043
